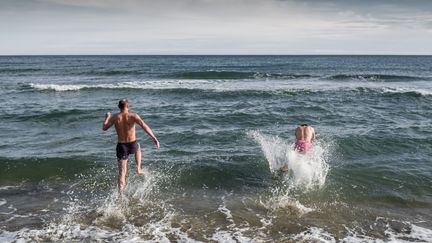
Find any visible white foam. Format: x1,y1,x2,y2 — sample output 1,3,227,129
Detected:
27,80,432,97
339,218,432,243
3,221,430,243
91,170,162,228
0,186,19,190
93,195,127,227
0,199,6,207
384,222,432,243
381,87,432,96
2,203,431,243
259,187,315,215
210,195,255,243
29,83,91,91
210,230,253,243
3,188,199,242
0,223,142,242
218,203,234,224
292,224,432,243
293,227,336,242
28,80,223,92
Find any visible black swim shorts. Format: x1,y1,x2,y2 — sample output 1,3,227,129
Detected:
116,141,139,160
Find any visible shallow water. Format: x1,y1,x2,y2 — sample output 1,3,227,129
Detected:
0,55,431,242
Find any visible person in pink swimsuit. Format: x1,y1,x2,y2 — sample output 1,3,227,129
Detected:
281,124,315,172
294,123,315,152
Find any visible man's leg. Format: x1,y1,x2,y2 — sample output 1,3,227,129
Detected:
281,163,289,173
118,159,127,193
135,144,145,175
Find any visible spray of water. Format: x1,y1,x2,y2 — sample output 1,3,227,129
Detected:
248,130,330,212
92,169,167,227
248,130,329,189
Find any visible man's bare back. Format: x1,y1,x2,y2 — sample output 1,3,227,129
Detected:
111,112,139,143
104,110,160,146
293,124,315,152
295,124,315,143
102,99,159,194
281,124,315,172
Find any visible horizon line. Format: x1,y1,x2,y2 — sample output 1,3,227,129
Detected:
1,54,432,57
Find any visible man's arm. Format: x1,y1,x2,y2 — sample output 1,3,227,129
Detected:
102,112,115,131
135,114,160,148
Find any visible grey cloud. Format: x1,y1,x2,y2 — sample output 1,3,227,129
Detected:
0,0,112,12
1,0,431,54
294,0,432,31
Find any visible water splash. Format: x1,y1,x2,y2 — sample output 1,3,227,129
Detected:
248,130,330,189
91,169,167,227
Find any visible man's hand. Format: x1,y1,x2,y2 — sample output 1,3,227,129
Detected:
153,138,160,149
102,112,114,131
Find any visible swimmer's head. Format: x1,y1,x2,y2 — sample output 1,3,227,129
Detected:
118,99,129,110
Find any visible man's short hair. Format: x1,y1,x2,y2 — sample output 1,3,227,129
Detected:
118,99,128,110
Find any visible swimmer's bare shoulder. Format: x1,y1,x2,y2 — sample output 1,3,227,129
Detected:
128,112,139,123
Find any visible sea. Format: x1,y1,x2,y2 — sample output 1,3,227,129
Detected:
0,55,431,242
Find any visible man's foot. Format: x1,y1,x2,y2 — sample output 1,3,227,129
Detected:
136,168,145,175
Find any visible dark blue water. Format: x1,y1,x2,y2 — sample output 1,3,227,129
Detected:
0,56,431,242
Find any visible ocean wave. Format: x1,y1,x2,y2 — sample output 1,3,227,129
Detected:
0,68,42,73
81,69,146,76
294,222,432,242
327,74,429,82
23,81,304,98
25,80,220,92
0,68,146,76
2,214,431,242
0,157,98,182
352,87,432,97
23,81,432,98
3,109,89,122
380,87,432,97
171,70,313,79
1,166,430,242
26,83,116,91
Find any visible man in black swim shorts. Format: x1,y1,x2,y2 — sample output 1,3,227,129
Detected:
102,99,160,193
116,140,139,161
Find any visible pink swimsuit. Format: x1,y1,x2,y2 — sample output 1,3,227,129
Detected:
294,139,312,152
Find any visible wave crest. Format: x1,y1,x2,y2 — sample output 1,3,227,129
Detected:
172,70,312,79
327,74,429,82
22,81,432,98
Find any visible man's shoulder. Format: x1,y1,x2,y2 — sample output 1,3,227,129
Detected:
128,112,141,120
112,113,122,118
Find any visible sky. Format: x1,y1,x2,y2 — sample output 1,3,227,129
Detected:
1,0,432,55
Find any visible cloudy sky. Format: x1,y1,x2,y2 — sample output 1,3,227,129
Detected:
1,0,432,55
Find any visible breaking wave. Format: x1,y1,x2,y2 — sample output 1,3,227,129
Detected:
21,81,432,97
327,74,430,82
171,70,313,79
